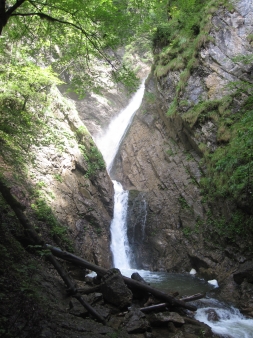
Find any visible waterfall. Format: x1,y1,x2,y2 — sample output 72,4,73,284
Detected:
110,181,131,268
95,80,146,173
94,79,146,269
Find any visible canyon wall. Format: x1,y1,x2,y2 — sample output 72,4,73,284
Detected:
112,0,253,308
0,88,114,268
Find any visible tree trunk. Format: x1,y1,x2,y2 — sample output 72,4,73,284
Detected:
0,0,6,34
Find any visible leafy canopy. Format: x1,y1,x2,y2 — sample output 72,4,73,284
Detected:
0,0,154,95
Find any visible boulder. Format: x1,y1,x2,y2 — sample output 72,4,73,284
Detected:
100,269,133,309
147,311,185,326
206,309,220,322
233,261,253,284
124,308,151,334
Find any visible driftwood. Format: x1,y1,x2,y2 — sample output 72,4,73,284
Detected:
117,304,168,317
46,245,197,312
180,293,205,303
137,303,169,314
118,293,205,316
0,179,106,324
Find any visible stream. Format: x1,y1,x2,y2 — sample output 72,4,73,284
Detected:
94,79,253,338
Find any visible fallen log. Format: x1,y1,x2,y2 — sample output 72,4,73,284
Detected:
77,285,101,294
180,293,205,303
47,254,106,324
119,293,205,315
46,245,197,312
137,303,169,314
74,294,106,325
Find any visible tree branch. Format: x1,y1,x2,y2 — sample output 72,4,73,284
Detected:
6,0,27,17
10,11,114,67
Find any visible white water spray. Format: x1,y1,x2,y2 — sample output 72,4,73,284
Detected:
95,79,146,269
110,181,131,268
195,298,253,338
95,80,146,172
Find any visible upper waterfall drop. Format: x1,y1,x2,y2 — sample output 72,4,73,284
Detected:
94,79,146,270
95,79,146,172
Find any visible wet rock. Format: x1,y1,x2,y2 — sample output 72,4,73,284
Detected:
147,311,185,326
101,269,133,309
206,309,220,322
87,292,103,305
144,332,154,338
131,272,149,284
233,261,253,284
124,308,151,334
93,304,111,320
67,264,88,281
68,299,88,318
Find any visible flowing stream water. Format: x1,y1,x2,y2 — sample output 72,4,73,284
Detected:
94,80,253,338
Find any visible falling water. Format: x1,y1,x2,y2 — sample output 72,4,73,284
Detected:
110,180,131,268
94,79,146,269
95,80,146,173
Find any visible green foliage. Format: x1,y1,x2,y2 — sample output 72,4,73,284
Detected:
197,52,253,216
182,99,221,127
202,110,253,203
112,65,140,94
54,174,63,183
178,196,192,210
152,0,232,121
85,145,106,178
207,209,253,240
78,140,106,179
182,226,193,237
233,54,253,65
0,47,64,171
31,197,72,248
76,126,89,141
0,0,155,95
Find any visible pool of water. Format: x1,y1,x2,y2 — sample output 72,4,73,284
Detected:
120,269,214,297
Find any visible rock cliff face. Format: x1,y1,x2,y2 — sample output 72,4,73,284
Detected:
112,0,253,307
0,87,114,268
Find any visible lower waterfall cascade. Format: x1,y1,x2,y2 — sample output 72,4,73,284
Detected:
110,180,131,269
94,80,253,338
